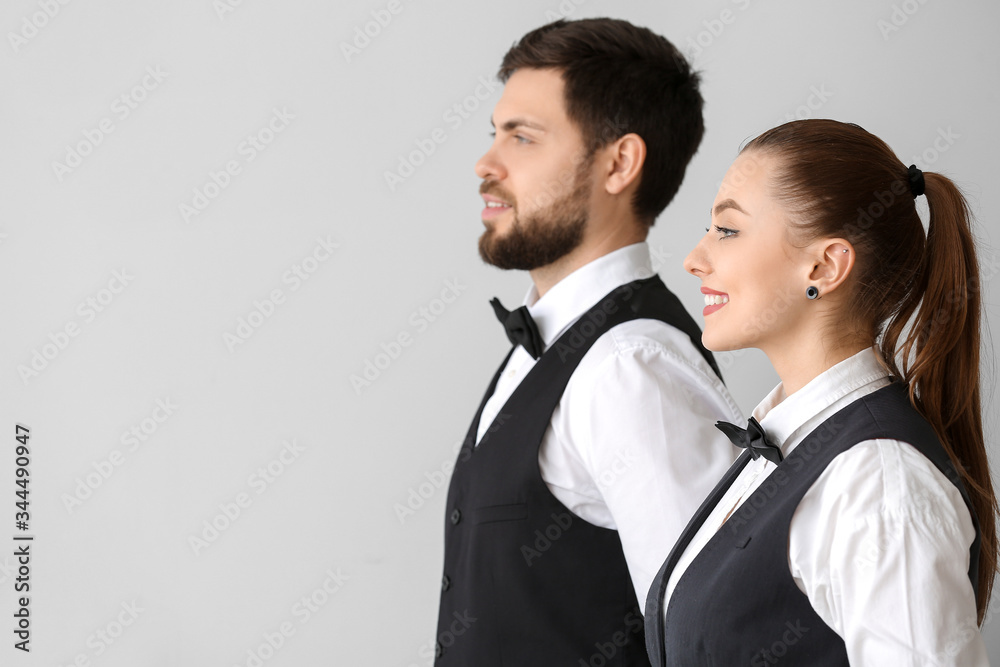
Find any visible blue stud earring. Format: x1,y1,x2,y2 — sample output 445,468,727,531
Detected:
806,286,819,300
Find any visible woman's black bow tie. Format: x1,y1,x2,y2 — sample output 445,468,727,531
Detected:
715,417,784,465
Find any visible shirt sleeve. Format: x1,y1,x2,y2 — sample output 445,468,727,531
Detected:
550,322,742,610
789,438,987,666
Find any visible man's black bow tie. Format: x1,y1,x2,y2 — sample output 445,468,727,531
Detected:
490,298,544,360
715,417,784,465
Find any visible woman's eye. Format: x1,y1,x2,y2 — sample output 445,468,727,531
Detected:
714,225,738,239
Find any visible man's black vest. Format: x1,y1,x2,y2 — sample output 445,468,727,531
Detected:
435,276,718,666
644,382,981,666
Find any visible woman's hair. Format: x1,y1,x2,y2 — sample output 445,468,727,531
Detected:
743,119,996,622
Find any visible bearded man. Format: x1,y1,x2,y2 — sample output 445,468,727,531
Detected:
434,18,741,666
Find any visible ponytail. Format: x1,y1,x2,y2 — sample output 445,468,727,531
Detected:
881,173,997,622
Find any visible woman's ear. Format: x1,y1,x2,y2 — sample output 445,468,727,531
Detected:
807,238,855,296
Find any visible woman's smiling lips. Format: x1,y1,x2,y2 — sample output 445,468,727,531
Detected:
701,287,730,315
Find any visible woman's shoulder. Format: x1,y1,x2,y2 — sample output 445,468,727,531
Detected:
792,438,975,557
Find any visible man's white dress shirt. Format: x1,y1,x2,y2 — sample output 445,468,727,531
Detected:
474,242,742,609
662,348,986,666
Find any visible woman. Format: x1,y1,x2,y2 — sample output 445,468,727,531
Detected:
644,119,997,665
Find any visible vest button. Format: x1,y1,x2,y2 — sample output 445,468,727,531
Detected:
435,641,443,658
441,575,451,591
450,508,462,525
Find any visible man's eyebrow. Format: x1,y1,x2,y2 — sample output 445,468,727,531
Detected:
489,117,546,132
712,198,748,217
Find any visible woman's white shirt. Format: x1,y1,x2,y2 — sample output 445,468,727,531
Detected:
662,348,985,666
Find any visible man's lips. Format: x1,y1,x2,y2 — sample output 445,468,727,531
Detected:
701,287,729,315
481,193,512,220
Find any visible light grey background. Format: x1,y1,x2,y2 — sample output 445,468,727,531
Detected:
1,0,998,664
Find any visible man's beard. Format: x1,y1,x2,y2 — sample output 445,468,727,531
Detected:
478,159,592,271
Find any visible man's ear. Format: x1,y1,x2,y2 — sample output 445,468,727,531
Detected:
807,238,855,296
602,133,646,195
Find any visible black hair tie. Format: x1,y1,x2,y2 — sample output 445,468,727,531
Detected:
907,164,925,198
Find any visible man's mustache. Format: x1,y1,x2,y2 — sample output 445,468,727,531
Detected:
479,181,517,208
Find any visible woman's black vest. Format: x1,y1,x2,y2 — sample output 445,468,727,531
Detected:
644,383,980,666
